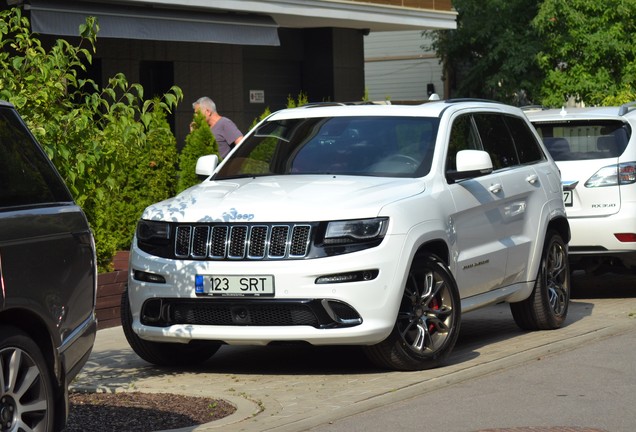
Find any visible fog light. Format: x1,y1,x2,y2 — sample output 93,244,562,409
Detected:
315,270,379,284
133,270,166,284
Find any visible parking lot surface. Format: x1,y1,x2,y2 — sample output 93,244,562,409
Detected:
72,272,636,431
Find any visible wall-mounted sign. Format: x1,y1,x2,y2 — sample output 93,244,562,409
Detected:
250,90,265,103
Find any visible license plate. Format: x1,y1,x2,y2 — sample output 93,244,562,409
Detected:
195,275,275,296
563,190,573,207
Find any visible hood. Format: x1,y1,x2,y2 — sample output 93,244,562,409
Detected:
142,175,426,223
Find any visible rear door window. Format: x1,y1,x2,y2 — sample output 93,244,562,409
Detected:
473,113,519,169
504,115,545,164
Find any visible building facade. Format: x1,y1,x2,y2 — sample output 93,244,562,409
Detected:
14,0,456,145
364,30,444,101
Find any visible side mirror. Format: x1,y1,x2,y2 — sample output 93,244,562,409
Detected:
446,149,493,182
195,154,219,178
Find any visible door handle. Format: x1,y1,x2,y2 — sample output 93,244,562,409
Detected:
489,183,502,194
526,174,538,184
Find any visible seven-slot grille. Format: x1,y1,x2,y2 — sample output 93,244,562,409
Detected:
175,224,312,260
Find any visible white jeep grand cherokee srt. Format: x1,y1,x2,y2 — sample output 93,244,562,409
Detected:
122,99,571,371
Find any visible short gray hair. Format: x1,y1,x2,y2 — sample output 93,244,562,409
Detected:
192,97,217,113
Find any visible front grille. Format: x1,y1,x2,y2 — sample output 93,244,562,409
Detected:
140,298,363,329
174,223,312,260
172,302,319,326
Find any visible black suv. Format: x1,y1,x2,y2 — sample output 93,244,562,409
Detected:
0,101,97,430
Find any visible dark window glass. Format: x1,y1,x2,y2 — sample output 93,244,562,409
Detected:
505,115,544,164
0,107,72,208
446,114,481,171
473,113,519,169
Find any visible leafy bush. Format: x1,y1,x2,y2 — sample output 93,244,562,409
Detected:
0,8,182,271
109,101,178,251
177,111,218,193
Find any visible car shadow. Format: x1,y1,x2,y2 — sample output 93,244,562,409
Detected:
77,271,633,382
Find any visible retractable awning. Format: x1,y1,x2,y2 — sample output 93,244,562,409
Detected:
26,1,280,46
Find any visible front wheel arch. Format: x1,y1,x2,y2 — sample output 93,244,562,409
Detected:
121,288,221,367
364,253,461,371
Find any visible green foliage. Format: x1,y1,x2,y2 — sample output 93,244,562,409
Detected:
603,86,636,106
533,0,636,106
109,100,178,251
286,91,309,108
178,111,217,193
0,8,183,271
250,106,271,129
426,0,543,104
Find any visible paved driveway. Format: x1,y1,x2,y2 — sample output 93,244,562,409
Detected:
72,271,636,431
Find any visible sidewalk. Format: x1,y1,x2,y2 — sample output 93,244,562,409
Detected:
72,274,636,432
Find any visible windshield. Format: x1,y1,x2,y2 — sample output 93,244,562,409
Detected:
533,120,630,161
213,116,439,180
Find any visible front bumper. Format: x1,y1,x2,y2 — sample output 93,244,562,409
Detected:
127,234,410,346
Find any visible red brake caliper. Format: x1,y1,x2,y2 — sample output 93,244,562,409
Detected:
429,297,440,333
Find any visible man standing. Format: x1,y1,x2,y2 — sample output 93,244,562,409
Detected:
192,97,243,158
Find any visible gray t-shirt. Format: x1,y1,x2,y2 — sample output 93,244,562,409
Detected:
212,117,242,158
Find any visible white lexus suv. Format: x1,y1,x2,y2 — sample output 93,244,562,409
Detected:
526,105,636,274
123,99,570,371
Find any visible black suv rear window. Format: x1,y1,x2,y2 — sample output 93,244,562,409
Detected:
0,107,72,208
533,120,630,161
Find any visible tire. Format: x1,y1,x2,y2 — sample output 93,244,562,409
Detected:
364,254,461,371
0,326,55,432
121,289,221,367
510,231,570,330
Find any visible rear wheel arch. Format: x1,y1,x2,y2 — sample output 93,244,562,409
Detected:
547,216,571,245
0,311,66,428
0,309,60,381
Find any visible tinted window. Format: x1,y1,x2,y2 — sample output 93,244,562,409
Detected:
533,120,629,161
0,107,72,208
214,116,440,179
505,115,544,164
446,114,481,171
473,113,518,169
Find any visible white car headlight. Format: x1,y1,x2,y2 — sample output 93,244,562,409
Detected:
324,218,388,245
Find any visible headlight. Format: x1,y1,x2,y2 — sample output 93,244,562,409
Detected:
136,220,170,242
324,218,388,245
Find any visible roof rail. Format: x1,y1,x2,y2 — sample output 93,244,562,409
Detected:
520,105,546,112
302,102,347,108
301,100,430,108
618,101,636,116
444,98,501,104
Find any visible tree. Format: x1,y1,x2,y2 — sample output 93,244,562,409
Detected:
533,0,636,106
426,0,543,104
109,100,178,251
